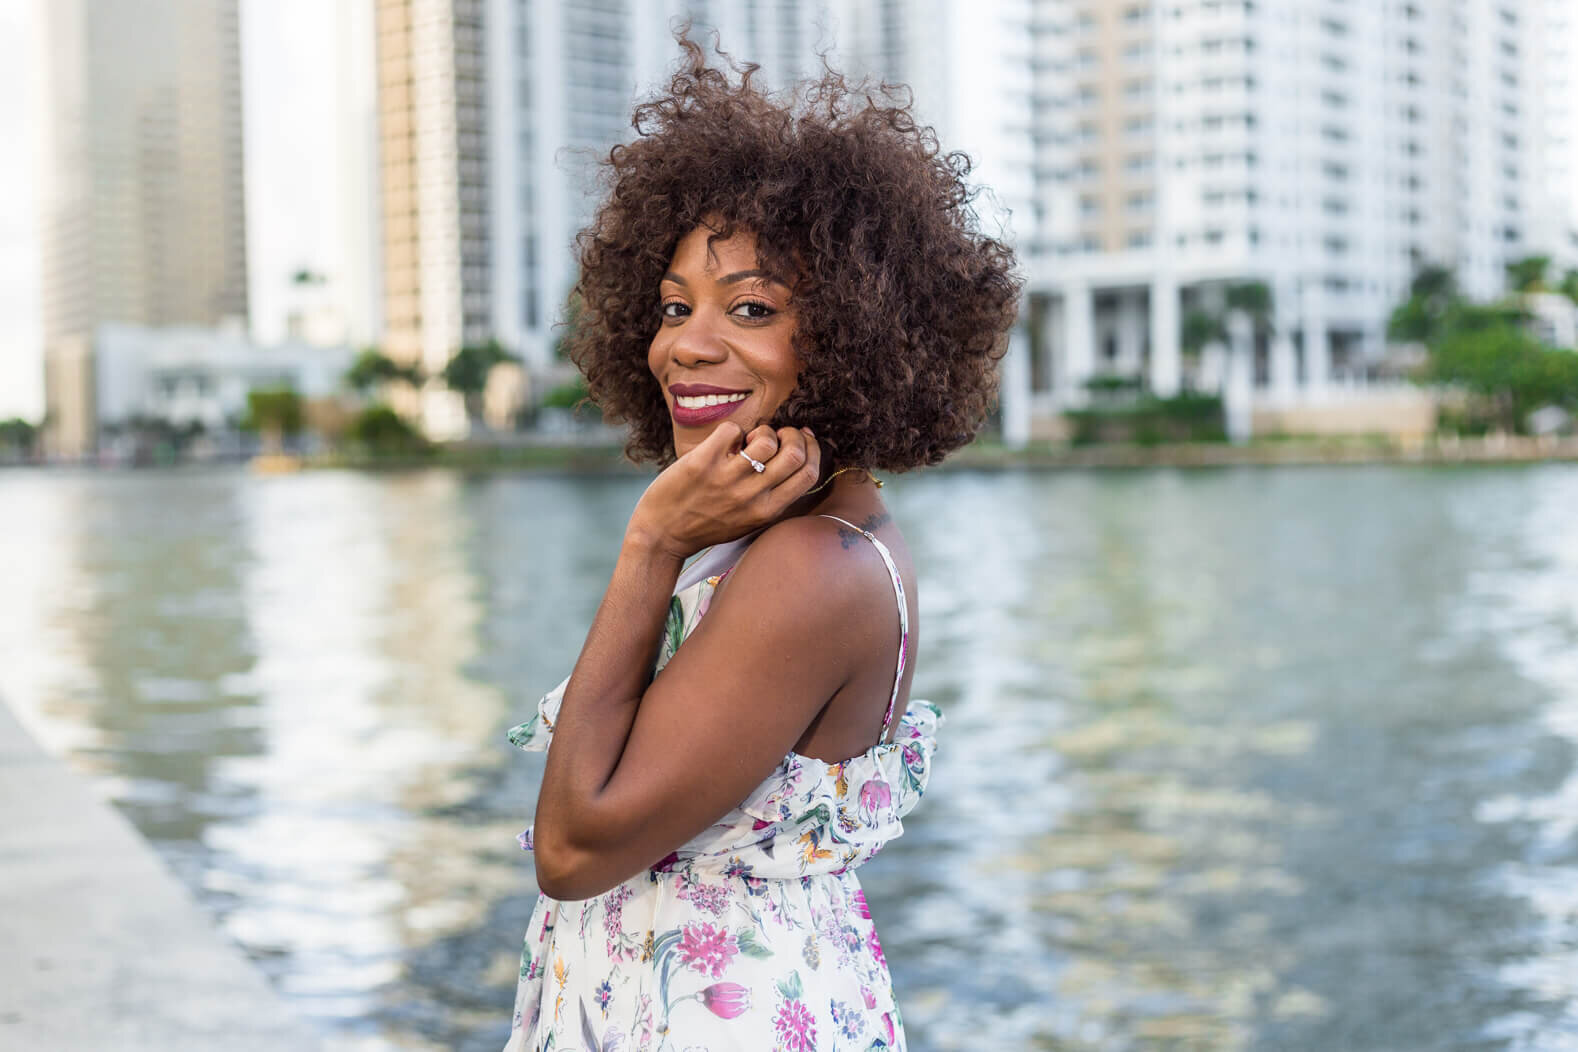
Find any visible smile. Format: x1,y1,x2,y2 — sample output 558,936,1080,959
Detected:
668,386,751,427
674,392,748,409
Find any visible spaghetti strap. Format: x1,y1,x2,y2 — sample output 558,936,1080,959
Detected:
818,514,909,742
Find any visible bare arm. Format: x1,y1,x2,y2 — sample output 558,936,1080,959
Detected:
532,421,857,899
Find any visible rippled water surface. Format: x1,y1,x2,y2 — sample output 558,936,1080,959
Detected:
3,465,1578,1051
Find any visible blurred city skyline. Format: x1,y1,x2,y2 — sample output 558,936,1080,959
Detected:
0,0,357,420
6,0,1577,436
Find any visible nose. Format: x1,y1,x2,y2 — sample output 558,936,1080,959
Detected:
667,308,730,368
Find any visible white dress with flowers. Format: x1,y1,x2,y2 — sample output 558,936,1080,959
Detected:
502,516,939,1052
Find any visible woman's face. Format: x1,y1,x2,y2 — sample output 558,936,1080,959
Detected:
649,224,799,458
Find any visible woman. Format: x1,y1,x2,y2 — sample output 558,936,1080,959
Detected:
504,41,1019,1052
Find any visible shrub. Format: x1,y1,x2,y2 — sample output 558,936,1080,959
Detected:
347,405,430,454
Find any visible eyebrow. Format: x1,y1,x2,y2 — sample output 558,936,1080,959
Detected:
662,269,783,287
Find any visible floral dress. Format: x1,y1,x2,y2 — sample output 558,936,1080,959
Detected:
503,516,940,1052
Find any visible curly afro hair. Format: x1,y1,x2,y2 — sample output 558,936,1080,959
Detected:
566,38,1022,471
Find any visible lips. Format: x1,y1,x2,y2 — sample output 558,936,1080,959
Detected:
668,383,751,427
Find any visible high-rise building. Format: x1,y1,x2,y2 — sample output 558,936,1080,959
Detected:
1533,0,1578,271
40,0,250,456
1015,0,1566,412
374,0,493,435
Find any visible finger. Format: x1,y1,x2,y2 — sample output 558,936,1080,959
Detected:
739,426,780,468
695,420,746,462
758,427,811,488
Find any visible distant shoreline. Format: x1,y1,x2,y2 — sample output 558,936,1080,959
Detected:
8,434,1578,475
319,433,1578,473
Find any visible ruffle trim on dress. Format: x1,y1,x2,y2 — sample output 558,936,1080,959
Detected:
506,675,568,753
733,700,941,828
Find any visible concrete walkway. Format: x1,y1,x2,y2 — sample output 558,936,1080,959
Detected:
0,699,321,1050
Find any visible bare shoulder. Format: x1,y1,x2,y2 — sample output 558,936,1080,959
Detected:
719,511,901,617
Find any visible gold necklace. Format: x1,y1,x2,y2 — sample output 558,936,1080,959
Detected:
806,465,882,496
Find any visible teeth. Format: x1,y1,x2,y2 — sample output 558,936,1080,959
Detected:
675,392,747,409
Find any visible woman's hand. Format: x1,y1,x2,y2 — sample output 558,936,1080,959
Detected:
626,421,821,560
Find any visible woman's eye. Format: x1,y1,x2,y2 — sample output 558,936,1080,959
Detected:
731,300,775,320
660,302,689,318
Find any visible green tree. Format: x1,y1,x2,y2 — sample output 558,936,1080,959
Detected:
344,347,421,394
441,338,520,426
1560,269,1578,307
243,387,304,452
1178,281,1272,375
1388,264,1461,345
347,405,429,454
1225,281,1274,333
0,417,38,457
1430,322,1578,432
1505,255,1551,294
1180,309,1226,357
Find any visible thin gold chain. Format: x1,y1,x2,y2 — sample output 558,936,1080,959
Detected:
806,465,883,497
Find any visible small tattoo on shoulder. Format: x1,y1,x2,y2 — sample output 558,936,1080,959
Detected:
836,512,891,549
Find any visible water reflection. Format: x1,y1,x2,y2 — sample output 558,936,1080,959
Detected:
2,465,1577,1051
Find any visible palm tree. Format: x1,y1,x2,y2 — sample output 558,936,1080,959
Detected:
344,347,422,396
1505,255,1551,295
441,338,521,431
1224,281,1274,341
1179,281,1273,387
1180,309,1227,359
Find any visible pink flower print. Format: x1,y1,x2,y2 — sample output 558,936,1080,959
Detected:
868,927,887,969
772,998,817,1052
861,984,877,1009
883,1011,897,1045
698,982,752,1019
604,884,633,947
677,874,730,916
677,922,738,978
857,779,892,822
853,889,872,919
518,827,534,851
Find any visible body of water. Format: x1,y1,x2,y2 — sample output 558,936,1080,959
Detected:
2,465,1576,1051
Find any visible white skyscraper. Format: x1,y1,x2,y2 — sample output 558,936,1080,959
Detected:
1010,0,1568,413
1533,0,1578,271
40,0,250,456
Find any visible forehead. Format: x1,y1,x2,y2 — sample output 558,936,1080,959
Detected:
667,224,760,273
